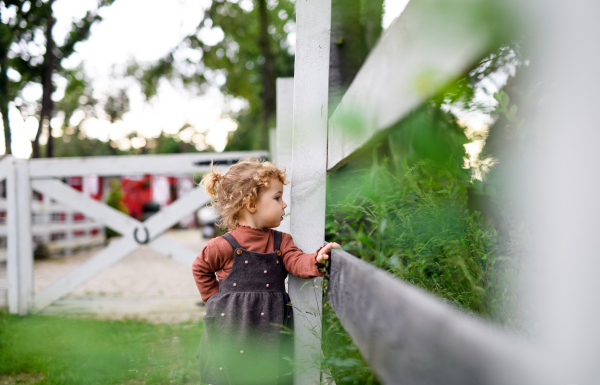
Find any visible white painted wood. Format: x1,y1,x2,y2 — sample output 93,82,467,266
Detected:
0,195,104,256
28,151,267,178
33,236,139,312
63,211,74,256
8,153,250,312
0,279,7,308
0,221,102,236
33,222,101,234
46,235,105,253
148,235,198,268
328,249,537,384
0,156,11,182
30,180,208,311
327,0,490,170
269,127,277,163
0,198,97,212
37,295,203,316
5,157,19,314
275,78,294,234
289,1,331,383
31,179,138,235
143,186,211,239
15,160,33,315
511,1,600,382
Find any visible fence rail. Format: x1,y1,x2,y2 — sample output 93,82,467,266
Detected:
27,151,258,178
327,0,491,170
0,197,105,259
327,250,537,385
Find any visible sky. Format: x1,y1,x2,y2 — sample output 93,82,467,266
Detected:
2,0,411,158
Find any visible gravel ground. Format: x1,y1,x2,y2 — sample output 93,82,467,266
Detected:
0,229,210,323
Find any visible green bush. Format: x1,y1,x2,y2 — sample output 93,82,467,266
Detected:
322,158,520,384
327,160,505,314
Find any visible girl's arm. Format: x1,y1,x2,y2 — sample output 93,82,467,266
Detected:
192,239,228,303
280,233,339,278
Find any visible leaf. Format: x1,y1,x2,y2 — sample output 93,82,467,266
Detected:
501,91,510,107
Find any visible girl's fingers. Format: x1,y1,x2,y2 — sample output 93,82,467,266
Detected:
319,242,341,262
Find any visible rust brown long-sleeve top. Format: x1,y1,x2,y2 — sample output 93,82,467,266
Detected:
192,224,324,303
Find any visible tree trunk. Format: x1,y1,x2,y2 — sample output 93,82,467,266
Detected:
0,45,11,155
33,4,55,159
257,0,276,151
362,0,385,49
329,0,385,115
329,0,366,115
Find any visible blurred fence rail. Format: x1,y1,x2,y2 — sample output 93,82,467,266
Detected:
326,249,535,385
327,0,493,170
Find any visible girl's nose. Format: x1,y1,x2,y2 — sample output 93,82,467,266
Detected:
283,200,287,209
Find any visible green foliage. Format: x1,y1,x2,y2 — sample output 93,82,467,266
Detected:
104,179,127,238
147,131,211,155
327,160,507,315
50,135,122,158
1,0,118,157
0,312,203,385
55,67,98,128
320,59,529,380
322,157,520,384
321,303,380,385
135,0,296,151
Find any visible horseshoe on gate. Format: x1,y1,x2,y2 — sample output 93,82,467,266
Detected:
133,226,150,244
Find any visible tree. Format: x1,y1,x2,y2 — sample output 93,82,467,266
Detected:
0,0,52,154
134,0,296,151
34,0,55,158
0,0,116,158
132,1,387,151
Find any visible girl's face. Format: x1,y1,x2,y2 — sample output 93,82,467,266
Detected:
254,178,287,228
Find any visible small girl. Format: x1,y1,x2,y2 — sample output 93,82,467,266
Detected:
192,158,339,385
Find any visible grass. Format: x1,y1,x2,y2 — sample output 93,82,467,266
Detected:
0,312,204,385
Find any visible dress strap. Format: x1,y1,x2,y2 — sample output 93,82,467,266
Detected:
222,233,242,252
273,230,282,253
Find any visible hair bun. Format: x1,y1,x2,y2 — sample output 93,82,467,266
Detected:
201,161,224,200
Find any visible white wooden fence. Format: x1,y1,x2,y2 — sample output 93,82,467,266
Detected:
272,0,600,384
0,152,266,316
0,197,105,260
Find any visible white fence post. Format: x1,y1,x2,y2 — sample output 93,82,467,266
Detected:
4,156,19,314
269,128,278,164
289,1,331,383
275,78,294,234
15,160,33,315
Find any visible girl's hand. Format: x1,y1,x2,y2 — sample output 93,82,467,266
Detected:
316,242,341,264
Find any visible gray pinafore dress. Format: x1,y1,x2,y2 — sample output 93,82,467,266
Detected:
198,231,294,385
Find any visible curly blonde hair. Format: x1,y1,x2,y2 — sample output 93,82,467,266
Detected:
201,158,288,230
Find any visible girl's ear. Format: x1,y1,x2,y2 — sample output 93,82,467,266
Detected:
245,200,257,214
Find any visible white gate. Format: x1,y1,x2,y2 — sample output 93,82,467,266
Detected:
0,151,266,315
